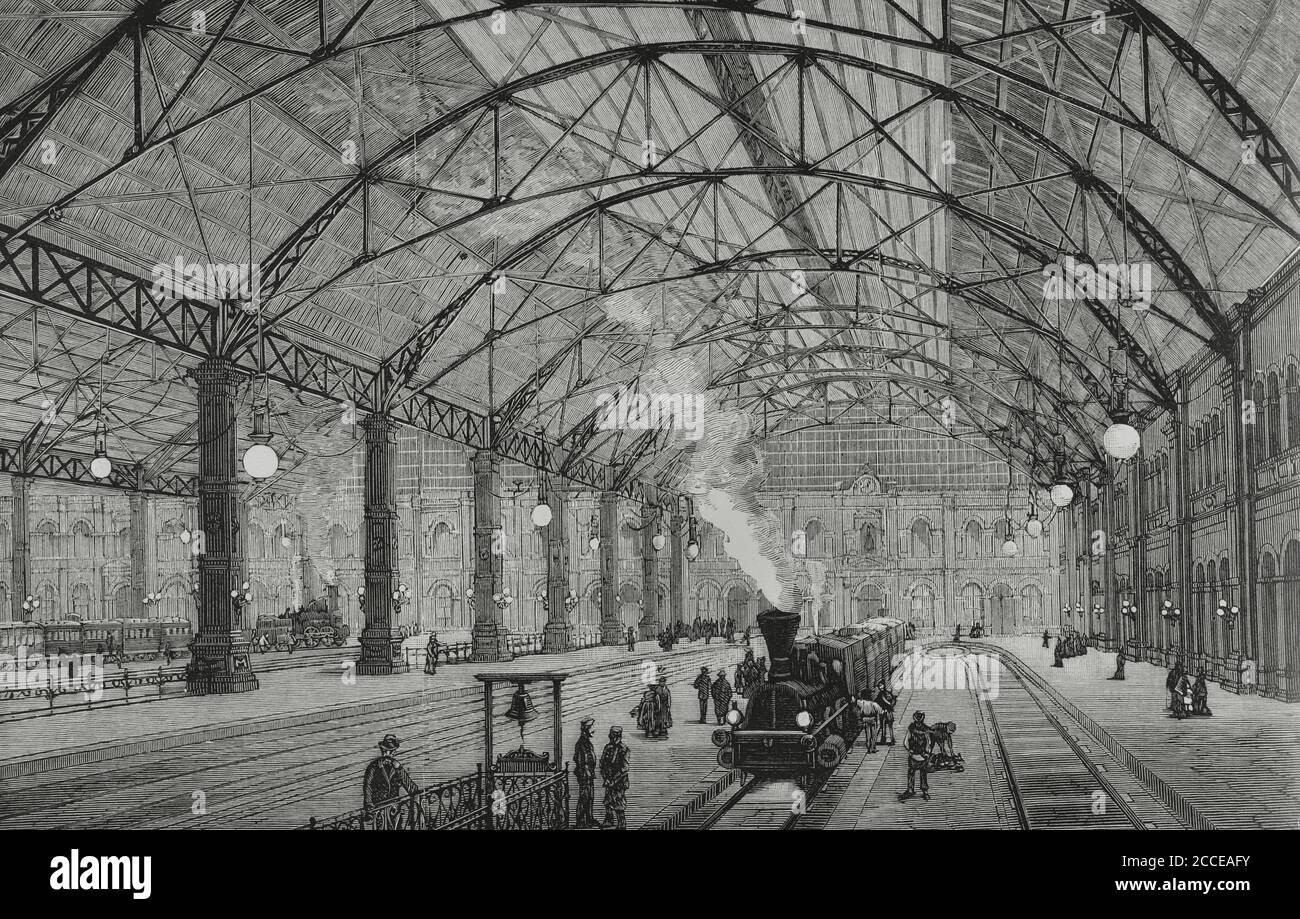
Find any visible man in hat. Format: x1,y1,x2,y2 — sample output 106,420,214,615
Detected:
625,626,636,652
599,725,631,829
899,711,931,801
573,717,599,828
710,668,733,725
424,631,441,676
655,674,673,737
1042,628,1051,649
693,666,712,723
874,680,897,746
363,734,420,819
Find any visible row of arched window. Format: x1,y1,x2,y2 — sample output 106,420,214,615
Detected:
0,520,130,559
1189,412,1226,494
1250,365,1300,462
1143,452,1171,517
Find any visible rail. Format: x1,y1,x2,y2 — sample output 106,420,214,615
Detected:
976,642,1221,831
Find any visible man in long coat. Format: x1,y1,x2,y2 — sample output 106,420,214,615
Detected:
599,726,631,829
693,666,712,723
363,734,420,820
654,674,673,736
710,669,733,724
573,717,599,828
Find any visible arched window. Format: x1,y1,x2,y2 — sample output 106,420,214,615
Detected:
432,521,454,558
910,518,932,558
116,527,130,557
39,581,57,619
1259,552,1279,692
1161,454,1170,508
859,522,879,557
71,583,92,620
1206,415,1216,486
433,583,455,629
803,519,823,559
1282,541,1300,690
1201,420,1212,490
965,519,983,557
1288,365,1299,450
35,520,58,558
696,581,720,623
726,585,751,628
909,583,934,630
855,582,884,621
1253,379,1268,460
619,582,641,627
0,521,9,558
960,582,984,626
1021,584,1044,628
71,520,92,558
1267,372,1282,458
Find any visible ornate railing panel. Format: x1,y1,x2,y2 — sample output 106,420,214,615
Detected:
307,768,485,830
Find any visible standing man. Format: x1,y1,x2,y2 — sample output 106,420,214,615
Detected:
573,717,599,828
1042,628,1051,649
655,674,673,737
424,631,441,676
874,679,897,746
626,626,636,652
710,668,733,725
362,735,420,820
693,666,712,723
856,694,882,753
599,725,631,829
898,711,931,801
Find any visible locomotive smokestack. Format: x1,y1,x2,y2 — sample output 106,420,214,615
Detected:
756,608,801,681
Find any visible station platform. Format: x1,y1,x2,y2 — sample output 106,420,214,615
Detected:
965,637,1300,831
0,640,745,830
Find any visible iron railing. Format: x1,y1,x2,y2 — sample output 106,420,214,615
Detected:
442,768,570,831
307,768,485,830
307,765,569,831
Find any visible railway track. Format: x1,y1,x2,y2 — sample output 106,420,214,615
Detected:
933,643,1149,830
694,774,820,830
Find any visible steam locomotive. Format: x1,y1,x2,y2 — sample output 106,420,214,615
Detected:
250,587,349,650
714,609,907,787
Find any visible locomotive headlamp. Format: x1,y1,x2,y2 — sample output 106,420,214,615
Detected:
725,708,742,726
794,709,813,730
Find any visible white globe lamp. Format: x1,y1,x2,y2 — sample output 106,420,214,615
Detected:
1103,422,1141,460
1050,483,1074,508
243,442,279,479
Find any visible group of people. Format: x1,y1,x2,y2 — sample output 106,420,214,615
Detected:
633,675,674,737
953,622,985,641
573,719,632,829
691,665,746,725
1165,659,1213,719
732,650,767,695
1051,627,1089,666
626,617,742,652
897,711,964,801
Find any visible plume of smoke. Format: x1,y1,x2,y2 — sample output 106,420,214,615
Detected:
589,279,801,612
